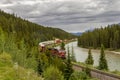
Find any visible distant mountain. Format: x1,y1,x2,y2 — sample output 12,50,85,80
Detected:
85,28,95,32
71,32,83,36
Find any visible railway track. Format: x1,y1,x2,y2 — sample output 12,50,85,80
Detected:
72,63,120,80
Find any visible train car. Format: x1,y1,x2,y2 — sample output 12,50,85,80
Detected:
39,41,66,59
48,48,66,59
39,40,54,52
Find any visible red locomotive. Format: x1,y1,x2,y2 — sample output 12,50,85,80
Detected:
39,41,66,59
48,48,66,59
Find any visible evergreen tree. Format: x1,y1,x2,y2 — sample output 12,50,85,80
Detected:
64,47,73,80
0,10,75,79
0,27,5,53
110,38,113,49
78,24,120,49
113,30,119,49
85,49,94,65
71,45,76,62
37,59,43,75
37,53,49,75
60,42,65,50
98,44,108,70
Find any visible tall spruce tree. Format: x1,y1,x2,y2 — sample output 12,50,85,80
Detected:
64,47,73,80
110,38,113,49
98,44,108,70
37,59,43,75
60,42,65,50
71,45,76,62
85,49,94,65
0,27,5,53
113,30,119,49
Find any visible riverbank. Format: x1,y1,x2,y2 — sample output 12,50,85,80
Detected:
110,51,120,55
65,41,120,71
78,45,120,55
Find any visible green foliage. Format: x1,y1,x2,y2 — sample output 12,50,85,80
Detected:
78,25,120,49
85,49,94,65
37,53,49,75
0,27,5,53
0,9,75,79
83,66,91,77
0,10,74,47
69,71,88,80
113,30,120,49
0,53,12,67
0,53,42,80
98,44,108,70
25,56,38,71
0,25,38,71
51,56,66,73
64,47,73,80
43,65,64,80
112,70,120,76
61,42,65,50
71,45,76,62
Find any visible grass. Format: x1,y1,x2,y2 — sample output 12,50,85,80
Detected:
111,70,120,76
114,49,120,52
0,52,43,80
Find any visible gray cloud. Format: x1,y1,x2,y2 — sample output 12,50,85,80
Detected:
0,0,120,32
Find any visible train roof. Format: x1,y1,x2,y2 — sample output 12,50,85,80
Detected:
39,40,54,46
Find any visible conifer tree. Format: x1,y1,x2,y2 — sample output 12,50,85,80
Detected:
98,44,108,70
78,24,120,49
0,27,5,53
64,47,73,80
113,31,119,49
60,42,65,50
37,53,49,75
71,45,76,62
110,38,113,49
37,59,43,75
85,49,94,65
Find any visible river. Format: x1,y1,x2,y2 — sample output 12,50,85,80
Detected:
56,41,120,71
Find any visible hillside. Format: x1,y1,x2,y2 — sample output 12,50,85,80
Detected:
78,24,120,49
0,10,75,47
0,10,76,80
0,53,42,80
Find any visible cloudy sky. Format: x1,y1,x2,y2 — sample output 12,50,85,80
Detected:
0,0,120,32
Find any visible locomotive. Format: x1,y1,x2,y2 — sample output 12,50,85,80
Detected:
39,41,66,59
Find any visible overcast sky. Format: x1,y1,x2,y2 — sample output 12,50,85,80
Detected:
0,0,120,32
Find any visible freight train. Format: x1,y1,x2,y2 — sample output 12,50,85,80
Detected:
39,40,66,59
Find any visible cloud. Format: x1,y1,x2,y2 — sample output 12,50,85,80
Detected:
0,0,120,32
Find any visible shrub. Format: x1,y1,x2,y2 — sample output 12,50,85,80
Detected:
69,71,88,80
0,53,12,66
43,65,64,80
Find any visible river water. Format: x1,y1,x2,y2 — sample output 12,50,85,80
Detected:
61,41,120,71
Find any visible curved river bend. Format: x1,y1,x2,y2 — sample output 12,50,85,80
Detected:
57,41,120,71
